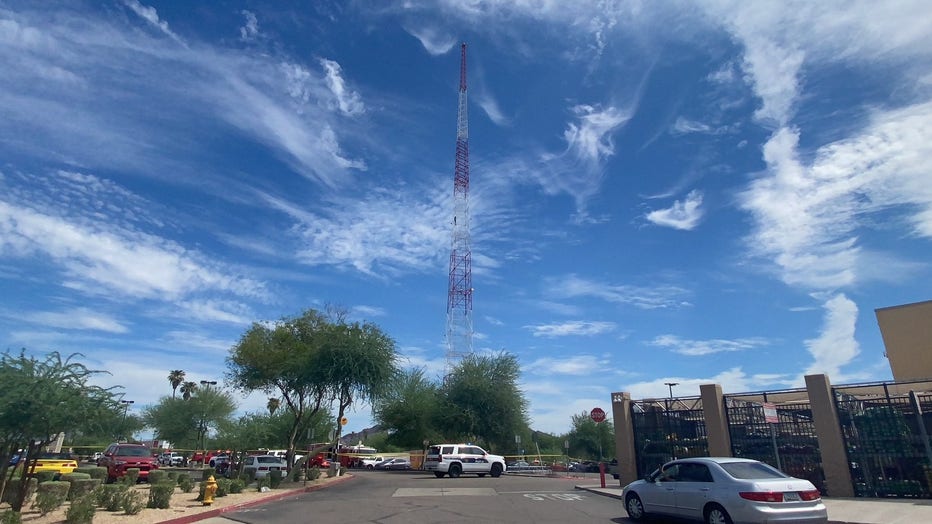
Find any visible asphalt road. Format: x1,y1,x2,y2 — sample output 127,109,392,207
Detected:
210,470,630,524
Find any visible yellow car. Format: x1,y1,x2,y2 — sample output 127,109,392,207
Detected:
25,452,79,477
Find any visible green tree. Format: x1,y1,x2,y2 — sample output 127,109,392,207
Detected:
168,370,185,399
227,309,332,465
372,368,443,449
0,350,120,512
566,411,614,460
144,386,236,450
437,352,529,452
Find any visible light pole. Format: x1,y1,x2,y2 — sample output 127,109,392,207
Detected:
664,382,679,399
120,400,134,442
663,382,679,460
198,381,217,459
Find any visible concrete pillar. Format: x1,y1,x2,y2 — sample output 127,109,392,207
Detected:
701,384,732,457
611,391,638,486
805,374,854,497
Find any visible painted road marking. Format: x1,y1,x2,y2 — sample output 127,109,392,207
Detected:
393,488,498,497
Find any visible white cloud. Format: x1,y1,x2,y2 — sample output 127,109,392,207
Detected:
548,274,690,310
524,320,616,338
802,294,860,378
524,354,612,376
352,305,387,318
319,58,365,116
646,190,704,231
647,334,769,356
403,25,457,56
123,0,183,45
20,308,129,333
240,10,259,41
476,92,509,126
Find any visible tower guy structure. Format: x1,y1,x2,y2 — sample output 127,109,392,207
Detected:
446,42,473,371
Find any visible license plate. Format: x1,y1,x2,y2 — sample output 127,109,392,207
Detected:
783,491,801,502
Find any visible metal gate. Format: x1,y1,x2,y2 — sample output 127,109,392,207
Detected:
835,382,932,498
631,397,709,478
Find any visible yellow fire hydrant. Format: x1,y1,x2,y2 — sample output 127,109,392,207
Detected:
202,475,218,506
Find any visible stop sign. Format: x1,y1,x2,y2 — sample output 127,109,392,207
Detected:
590,407,606,422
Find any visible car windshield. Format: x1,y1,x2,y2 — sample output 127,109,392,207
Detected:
117,447,151,457
719,461,788,479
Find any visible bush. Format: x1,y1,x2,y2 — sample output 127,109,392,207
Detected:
200,468,215,481
229,478,246,494
1,477,37,505
148,469,168,485
269,470,283,489
68,478,101,501
65,494,96,524
167,470,178,482
35,471,57,484
122,489,146,514
0,510,22,524
256,476,270,492
306,467,321,481
178,474,195,493
97,484,128,511
216,477,230,497
73,467,105,480
32,481,70,516
147,482,175,509
121,468,140,485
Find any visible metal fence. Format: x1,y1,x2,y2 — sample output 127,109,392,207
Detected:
630,397,709,478
724,391,825,493
834,381,932,498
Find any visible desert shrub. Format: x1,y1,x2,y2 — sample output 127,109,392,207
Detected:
122,489,146,514
68,478,101,501
269,470,283,489
256,476,270,492
306,467,321,481
0,509,22,524
97,484,128,511
178,474,195,493
65,494,96,524
148,470,168,484
1,477,38,505
229,478,245,493
215,477,230,497
121,468,140,485
35,471,57,484
167,470,178,482
147,482,174,509
32,481,70,515
200,468,215,481
61,472,91,483
73,467,102,479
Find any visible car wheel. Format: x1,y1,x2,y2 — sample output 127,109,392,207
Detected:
434,471,444,478
490,463,503,478
625,493,646,521
367,465,374,470
705,503,733,524
448,464,462,478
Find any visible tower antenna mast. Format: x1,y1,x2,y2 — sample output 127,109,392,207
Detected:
446,42,473,372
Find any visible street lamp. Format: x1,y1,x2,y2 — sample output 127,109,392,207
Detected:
664,382,679,399
198,381,217,460
120,400,134,442
663,382,679,461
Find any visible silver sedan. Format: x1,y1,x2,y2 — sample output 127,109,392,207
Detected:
621,457,828,524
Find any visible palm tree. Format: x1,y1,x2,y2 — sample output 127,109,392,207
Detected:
168,370,185,398
267,397,280,416
180,381,198,400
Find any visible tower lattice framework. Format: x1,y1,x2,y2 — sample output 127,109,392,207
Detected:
446,42,473,370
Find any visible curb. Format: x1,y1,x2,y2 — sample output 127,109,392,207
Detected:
156,474,356,524
574,485,624,501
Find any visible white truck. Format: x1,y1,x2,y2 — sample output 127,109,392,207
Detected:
424,443,506,478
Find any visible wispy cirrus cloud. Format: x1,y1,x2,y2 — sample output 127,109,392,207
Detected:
17,307,129,333
403,24,457,55
525,354,612,376
524,320,616,338
319,58,365,116
648,334,769,356
646,190,704,231
123,0,184,44
547,274,691,310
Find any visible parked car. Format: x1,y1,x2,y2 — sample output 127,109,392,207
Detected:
97,443,158,483
242,454,288,479
361,456,385,469
374,458,411,470
24,452,79,478
307,453,331,468
208,453,229,468
424,443,506,478
621,457,828,524
158,452,184,467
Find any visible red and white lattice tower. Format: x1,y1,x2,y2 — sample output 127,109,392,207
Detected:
446,42,473,370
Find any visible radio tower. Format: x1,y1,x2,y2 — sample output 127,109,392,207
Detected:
446,42,472,371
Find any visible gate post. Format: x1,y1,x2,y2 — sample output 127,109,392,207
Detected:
700,384,732,457
612,392,638,486
805,374,854,497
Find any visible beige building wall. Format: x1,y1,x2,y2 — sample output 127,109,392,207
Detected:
876,300,932,381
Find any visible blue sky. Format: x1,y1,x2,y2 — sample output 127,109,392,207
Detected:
2,1,931,437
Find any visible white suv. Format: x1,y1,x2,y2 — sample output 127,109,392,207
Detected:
424,444,506,478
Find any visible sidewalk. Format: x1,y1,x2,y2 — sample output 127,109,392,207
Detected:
574,483,932,523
